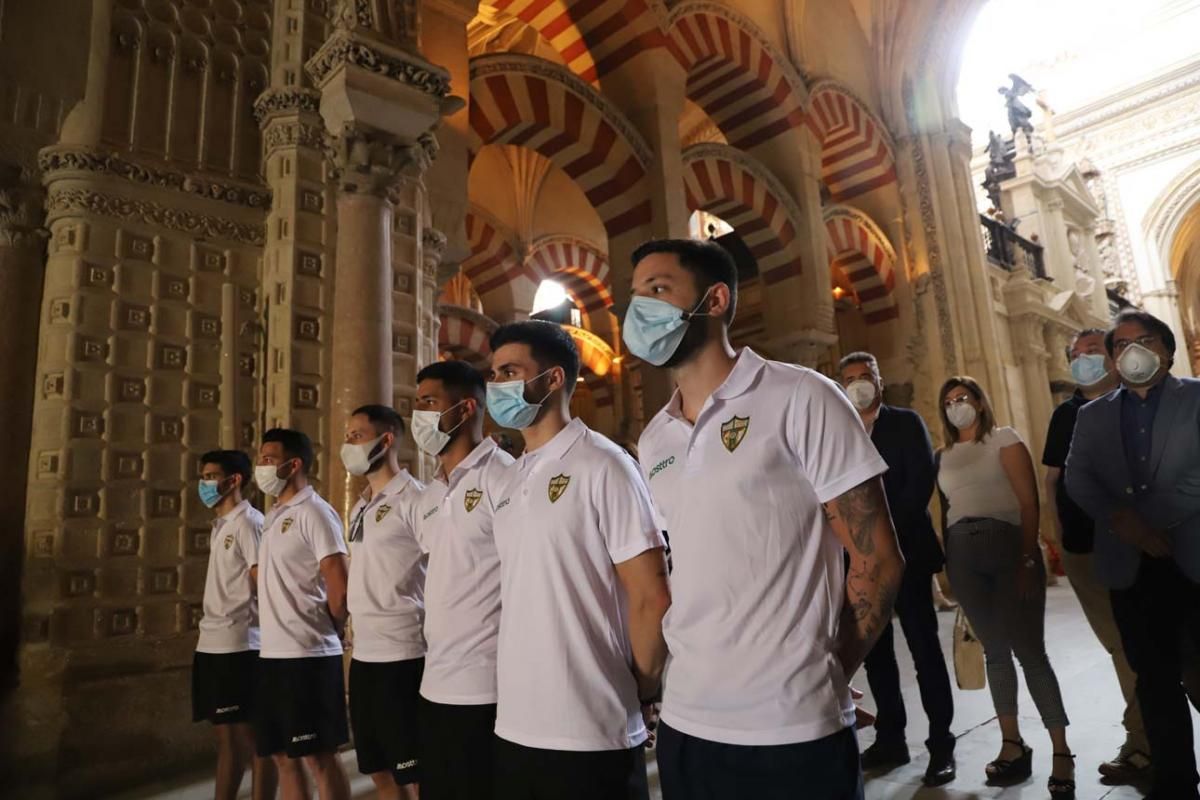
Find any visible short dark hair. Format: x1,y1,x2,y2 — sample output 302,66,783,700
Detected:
490,320,581,389
416,360,486,403
632,238,738,322
1066,327,1107,360
351,404,405,436
199,449,252,486
261,428,314,473
838,351,880,378
1104,309,1176,358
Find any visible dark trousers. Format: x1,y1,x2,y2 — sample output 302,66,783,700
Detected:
656,722,863,800
493,736,649,800
1111,556,1200,798
420,699,497,800
863,566,955,753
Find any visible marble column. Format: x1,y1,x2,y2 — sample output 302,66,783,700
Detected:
307,25,455,518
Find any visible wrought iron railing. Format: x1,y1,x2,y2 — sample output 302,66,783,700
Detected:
980,215,1047,280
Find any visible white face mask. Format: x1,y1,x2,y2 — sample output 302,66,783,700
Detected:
340,434,386,477
411,401,468,456
946,402,978,430
1116,343,1162,385
845,379,878,411
254,463,290,497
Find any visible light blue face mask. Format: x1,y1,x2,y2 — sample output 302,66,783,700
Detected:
621,288,712,366
486,368,553,430
198,479,224,509
1070,353,1109,387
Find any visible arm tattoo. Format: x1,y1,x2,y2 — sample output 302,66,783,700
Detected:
826,481,885,556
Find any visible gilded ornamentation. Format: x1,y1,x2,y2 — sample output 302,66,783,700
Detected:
39,147,271,210
305,30,451,97
46,188,265,246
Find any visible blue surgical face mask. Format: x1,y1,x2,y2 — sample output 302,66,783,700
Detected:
198,479,224,509
487,368,553,430
1069,353,1109,387
622,288,712,366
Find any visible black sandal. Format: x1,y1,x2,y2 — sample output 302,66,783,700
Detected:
985,738,1033,785
1048,752,1076,799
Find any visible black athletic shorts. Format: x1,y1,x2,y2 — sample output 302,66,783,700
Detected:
192,650,258,724
494,736,649,800
419,697,497,800
253,655,349,758
349,657,424,784
656,722,864,800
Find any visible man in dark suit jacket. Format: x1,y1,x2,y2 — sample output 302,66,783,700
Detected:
1066,310,1200,800
839,353,955,787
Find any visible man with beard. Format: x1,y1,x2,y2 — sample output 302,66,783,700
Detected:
485,320,671,800
343,405,426,800
409,360,514,799
627,239,904,800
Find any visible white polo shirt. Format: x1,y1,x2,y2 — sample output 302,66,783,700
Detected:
347,469,427,663
414,438,514,705
491,418,665,751
197,500,263,654
257,485,348,659
638,348,888,746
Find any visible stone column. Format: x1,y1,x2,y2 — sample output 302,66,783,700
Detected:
1040,197,1075,286
0,165,47,697
1083,225,1111,321
1142,281,1194,377
307,26,455,518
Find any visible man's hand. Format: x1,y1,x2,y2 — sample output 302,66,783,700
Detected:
824,478,905,676
640,703,660,749
1111,508,1170,557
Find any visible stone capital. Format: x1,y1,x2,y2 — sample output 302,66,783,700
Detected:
253,87,323,127
327,124,438,197
422,226,448,272
768,328,838,369
0,165,48,248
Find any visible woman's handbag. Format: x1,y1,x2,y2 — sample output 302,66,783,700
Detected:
953,607,986,690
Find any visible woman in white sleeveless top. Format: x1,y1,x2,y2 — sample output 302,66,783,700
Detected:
935,376,1075,799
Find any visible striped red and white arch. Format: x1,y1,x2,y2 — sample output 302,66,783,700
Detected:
805,82,899,202
823,204,899,324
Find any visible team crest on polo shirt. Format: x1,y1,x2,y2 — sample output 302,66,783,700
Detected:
375,504,392,523
464,488,482,513
720,415,750,452
223,534,234,550
548,474,571,503
280,518,294,533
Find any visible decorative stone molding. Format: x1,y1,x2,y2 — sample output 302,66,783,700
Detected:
305,30,451,98
253,88,323,125
905,132,958,377
262,121,328,155
422,227,448,271
46,187,265,246
0,166,48,248
327,125,438,196
39,147,271,210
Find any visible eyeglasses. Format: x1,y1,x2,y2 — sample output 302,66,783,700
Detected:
1112,335,1158,351
943,395,973,408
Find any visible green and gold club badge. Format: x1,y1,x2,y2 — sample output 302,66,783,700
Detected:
280,518,294,533
548,474,571,503
223,534,234,550
375,504,392,523
464,488,483,513
720,415,750,453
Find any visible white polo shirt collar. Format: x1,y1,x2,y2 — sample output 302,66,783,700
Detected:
264,484,315,527
514,416,588,471
437,437,498,489
215,498,251,528
664,348,768,425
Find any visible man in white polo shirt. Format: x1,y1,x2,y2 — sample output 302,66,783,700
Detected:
193,449,277,800
627,239,905,799
485,320,671,800
342,404,426,800
253,428,351,800
410,360,514,800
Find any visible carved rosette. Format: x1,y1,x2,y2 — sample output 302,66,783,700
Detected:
0,164,48,248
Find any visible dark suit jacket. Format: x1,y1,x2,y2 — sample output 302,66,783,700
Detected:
1065,376,1200,589
871,405,945,574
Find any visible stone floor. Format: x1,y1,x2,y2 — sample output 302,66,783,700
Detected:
119,583,1199,800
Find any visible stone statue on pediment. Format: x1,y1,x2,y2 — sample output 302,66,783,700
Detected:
999,73,1035,141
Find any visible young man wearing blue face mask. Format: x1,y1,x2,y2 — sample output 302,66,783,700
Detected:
342,405,426,800
410,360,513,800
1043,328,1151,783
484,320,671,800
628,239,903,800
1066,309,1200,800
193,449,278,800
